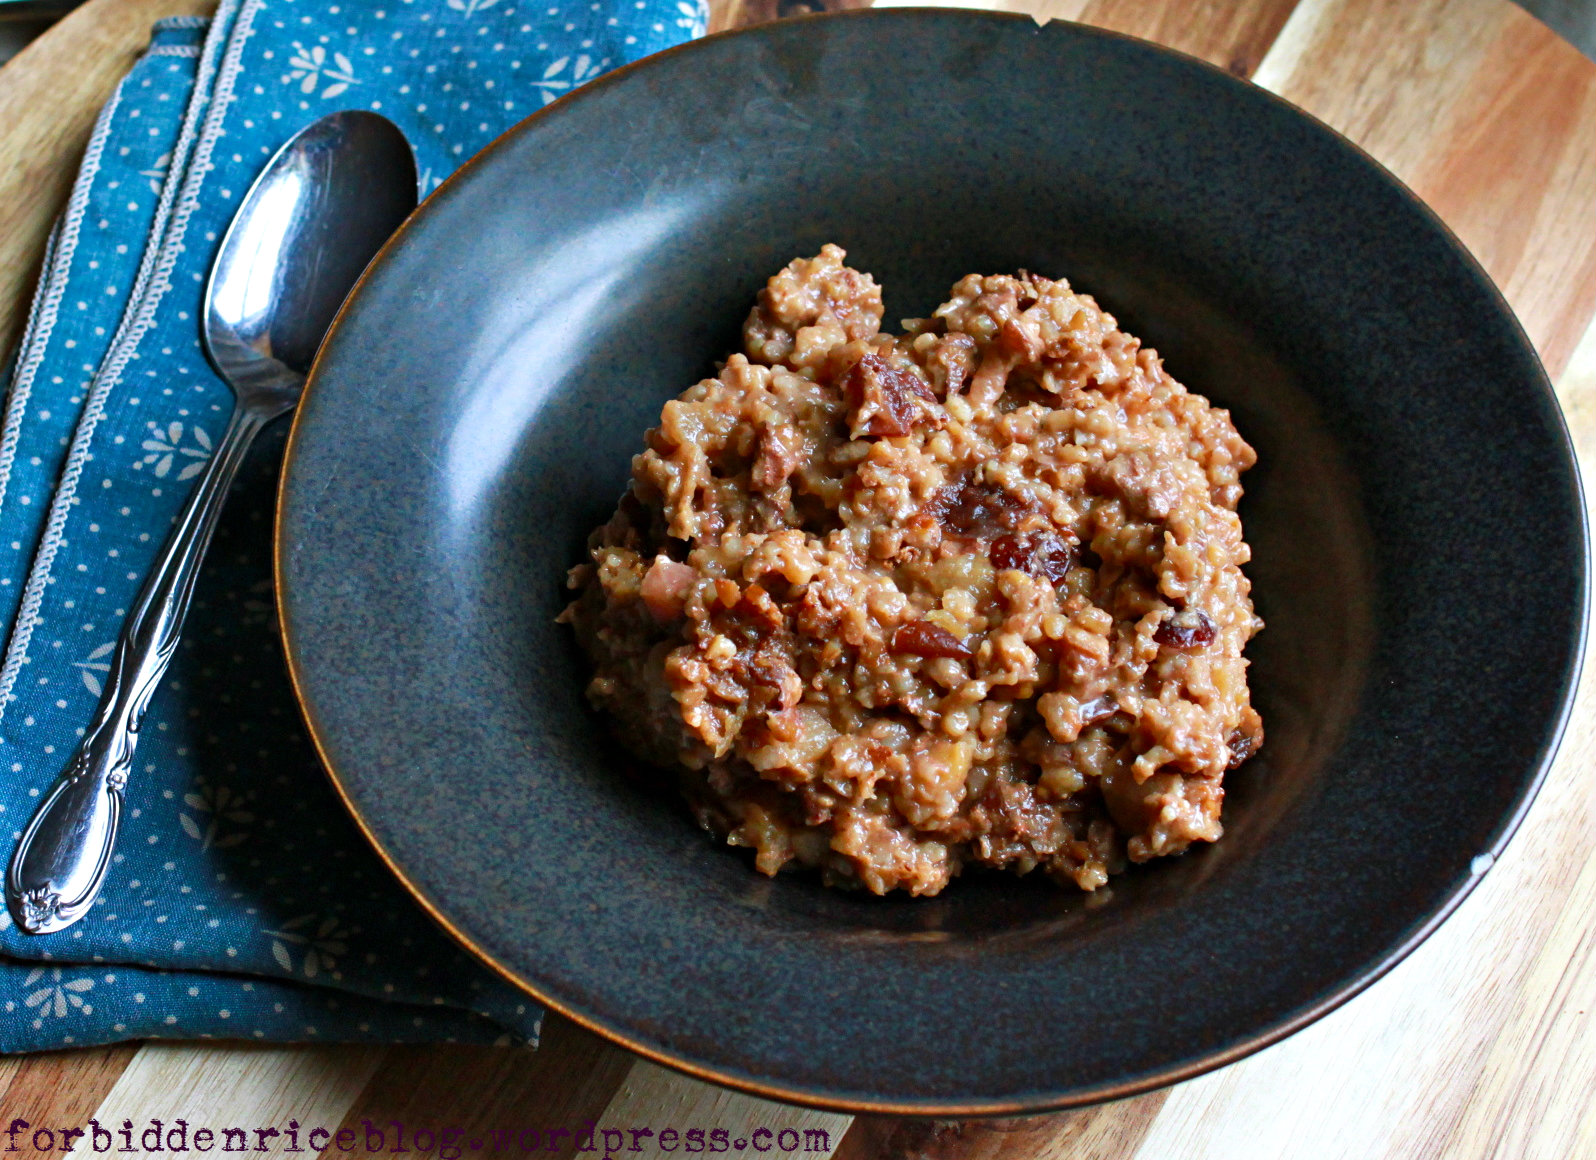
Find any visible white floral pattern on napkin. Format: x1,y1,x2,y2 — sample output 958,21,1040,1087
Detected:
0,0,702,1052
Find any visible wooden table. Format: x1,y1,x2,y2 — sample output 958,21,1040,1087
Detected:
3,0,1595,1155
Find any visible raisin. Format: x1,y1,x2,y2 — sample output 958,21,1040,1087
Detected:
928,333,977,395
990,530,1077,584
1227,727,1261,769
841,354,939,438
988,534,1027,572
891,621,972,660
1154,608,1218,649
1079,694,1117,727
932,476,1030,539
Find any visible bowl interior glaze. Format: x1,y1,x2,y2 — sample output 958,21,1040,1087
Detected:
277,10,1585,1113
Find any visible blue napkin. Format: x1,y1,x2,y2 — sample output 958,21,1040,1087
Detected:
0,0,703,1052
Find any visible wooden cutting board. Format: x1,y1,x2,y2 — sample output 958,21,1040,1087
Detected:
2,1,1594,1156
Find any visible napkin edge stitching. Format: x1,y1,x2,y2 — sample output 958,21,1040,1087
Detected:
0,218,59,502
0,0,253,724
0,88,124,541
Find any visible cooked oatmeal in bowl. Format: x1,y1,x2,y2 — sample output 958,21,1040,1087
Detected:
560,244,1263,897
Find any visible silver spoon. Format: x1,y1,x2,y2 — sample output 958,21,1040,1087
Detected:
6,111,416,934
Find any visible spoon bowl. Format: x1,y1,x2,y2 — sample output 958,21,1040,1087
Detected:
205,110,417,401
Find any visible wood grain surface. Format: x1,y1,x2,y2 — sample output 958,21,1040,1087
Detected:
1,0,1594,1157
0,0,210,363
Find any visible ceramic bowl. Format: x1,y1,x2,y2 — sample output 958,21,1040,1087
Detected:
276,9,1586,1114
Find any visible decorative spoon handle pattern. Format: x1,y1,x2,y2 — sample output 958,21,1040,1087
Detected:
6,405,278,934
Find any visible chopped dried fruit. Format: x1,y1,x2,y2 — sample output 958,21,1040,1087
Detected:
1227,726,1262,769
990,530,1077,583
842,354,942,438
751,425,805,492
933,476,1030,539
1079,694,1117,727
639,556,696,622
891,621,972,660
1154,608,1217,649
735,650,802,710
924,332,978,395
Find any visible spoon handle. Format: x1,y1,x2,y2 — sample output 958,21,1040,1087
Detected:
5,403,279,934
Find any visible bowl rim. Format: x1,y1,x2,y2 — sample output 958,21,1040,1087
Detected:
274,6,1591,1115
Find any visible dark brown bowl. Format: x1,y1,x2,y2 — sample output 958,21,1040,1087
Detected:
276,10,1587,1114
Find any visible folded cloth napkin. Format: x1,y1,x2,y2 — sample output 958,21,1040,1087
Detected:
0,0,703,1052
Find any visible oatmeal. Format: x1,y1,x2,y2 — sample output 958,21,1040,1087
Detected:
559,245,1262,896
